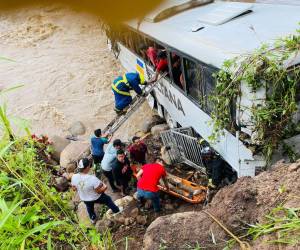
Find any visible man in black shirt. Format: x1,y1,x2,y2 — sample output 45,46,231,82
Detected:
112,149,133,196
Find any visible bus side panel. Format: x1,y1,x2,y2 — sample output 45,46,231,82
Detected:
116,43,264,177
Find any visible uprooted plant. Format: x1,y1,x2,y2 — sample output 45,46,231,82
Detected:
209,26,300,164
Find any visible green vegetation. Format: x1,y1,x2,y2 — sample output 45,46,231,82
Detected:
248,206,300,246
0,89,116,249
210,27,300,164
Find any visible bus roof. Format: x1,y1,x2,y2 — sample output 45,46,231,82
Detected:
127,1,300,68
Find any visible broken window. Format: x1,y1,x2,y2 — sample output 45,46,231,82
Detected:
170,52,185,91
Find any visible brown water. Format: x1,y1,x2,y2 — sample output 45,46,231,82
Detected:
0,6,152,141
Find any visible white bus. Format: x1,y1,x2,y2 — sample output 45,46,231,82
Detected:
104,0,300,177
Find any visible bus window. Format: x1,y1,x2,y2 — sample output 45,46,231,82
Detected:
202,65,216,114
170,52,185,90
183,58,204,107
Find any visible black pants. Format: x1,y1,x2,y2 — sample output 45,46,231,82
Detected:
92,154,104,164
103,170,118,191
84,193,119,220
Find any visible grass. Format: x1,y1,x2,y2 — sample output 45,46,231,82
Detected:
0,88,117,249
248,206,300,246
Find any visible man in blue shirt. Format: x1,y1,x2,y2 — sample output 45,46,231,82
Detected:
112,72,146,114
91,129,111,177
101,139,124,192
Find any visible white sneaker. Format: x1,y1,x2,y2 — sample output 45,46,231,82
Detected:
90,219,96,224
112,206,123,216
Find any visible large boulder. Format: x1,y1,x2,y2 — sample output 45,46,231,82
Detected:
60,141,90,173
68,121,86,136
150,123,170,137
143,211,225,250
76,202,105,227
142,115,166,133
49,135,70,161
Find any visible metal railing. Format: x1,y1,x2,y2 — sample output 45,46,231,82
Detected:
160,127,206,173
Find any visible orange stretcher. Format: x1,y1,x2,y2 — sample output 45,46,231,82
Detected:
131,165,207,204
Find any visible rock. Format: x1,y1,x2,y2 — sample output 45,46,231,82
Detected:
49,135,70,161
142,115,166,133
124,217,135,226
130,208,139,218
77,202,91,227
105,196,135,219
288,161,300,172
60,141,90,172
54,177,69,192
95,219,113,233
68,121,86,136
151,123,170,136
164,203,174,211
114,195,134,207
136,215,147,225
160,146,172,165
114,214,126,224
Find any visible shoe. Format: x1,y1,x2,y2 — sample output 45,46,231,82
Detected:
112,206,124,216
90,218,96,224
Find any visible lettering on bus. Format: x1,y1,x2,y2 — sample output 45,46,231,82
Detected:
156,82,185,116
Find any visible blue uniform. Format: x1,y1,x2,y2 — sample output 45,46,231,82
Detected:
90,136,108,157
112,72,143,111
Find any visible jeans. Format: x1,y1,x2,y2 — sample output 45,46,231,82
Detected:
84,193,119,220
103,170,118,191
137,188,160,212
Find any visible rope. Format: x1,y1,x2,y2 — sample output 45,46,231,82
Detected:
203,210,251,250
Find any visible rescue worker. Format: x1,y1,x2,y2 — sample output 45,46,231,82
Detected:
112,72,146,114
136,157,169,213
127,136,147,165
90,128,111,178
71,158,120,224
112,149,133,196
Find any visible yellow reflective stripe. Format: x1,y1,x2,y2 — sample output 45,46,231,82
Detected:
122,74,130,87
112,83,131,96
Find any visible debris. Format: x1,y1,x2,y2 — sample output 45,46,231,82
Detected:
136,215,147,225
150,123,170,136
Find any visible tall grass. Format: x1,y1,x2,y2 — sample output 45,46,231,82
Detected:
0,88,116,249
248,206,300,246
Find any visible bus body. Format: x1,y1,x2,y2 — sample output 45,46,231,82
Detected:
106,1,300,177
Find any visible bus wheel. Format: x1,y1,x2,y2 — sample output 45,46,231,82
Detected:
164,110,177,129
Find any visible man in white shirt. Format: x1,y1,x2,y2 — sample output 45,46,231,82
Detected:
101,139,123,192
71,158,120,224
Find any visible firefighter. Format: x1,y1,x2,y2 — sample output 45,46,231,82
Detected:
112,72,146,114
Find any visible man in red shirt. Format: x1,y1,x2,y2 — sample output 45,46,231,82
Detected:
136,158,169,212
149,50,169,83
127,136,147,164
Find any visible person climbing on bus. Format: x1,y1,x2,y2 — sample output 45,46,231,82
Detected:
90,128,111,178
112,72,147,115
139,44,158,68
148,50,169,83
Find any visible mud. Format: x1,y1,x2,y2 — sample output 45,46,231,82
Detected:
0,6,152,141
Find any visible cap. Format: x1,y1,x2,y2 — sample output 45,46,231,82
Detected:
78,158,90,169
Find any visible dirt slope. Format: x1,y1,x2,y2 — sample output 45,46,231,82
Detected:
143,160,300,250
